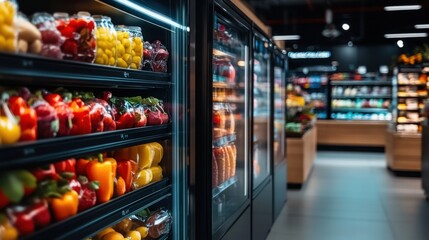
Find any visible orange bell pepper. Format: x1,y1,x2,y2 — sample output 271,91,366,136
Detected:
87,154,115,203
50,190,79,221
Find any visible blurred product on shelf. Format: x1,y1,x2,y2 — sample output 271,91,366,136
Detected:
0,6,169,73
0,141,164,239
397,73,427,85
93,207,172,240
331,112,392,121
0,88,169,146
286,84,316,136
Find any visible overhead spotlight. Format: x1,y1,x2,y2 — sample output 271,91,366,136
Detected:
342,23,350,31
397,40,404,48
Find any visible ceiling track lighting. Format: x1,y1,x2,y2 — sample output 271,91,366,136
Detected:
384,33,428,38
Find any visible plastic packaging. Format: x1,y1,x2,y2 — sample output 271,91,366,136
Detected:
93,15,117,66
143,40,169,72
0,0,18,52
129,26,143,69
32,12,64,59
54,11,96,62
115,25,132,68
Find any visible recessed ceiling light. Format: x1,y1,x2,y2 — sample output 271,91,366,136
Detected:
384,33,428,38
415,24,429,29
384,5,421,11
272,35,301,41
397,40,404,48
342,23,350,31
347,41,353,47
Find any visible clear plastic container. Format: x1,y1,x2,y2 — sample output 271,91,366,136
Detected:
32,12,64,59
54,11,96,63
0,0,18,53
129,26,143,69
93,15,117,66
115,25,132,68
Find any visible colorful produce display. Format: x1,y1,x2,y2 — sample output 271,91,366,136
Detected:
0,142,164,239
0,88,169,146
115,25,132,68
93,15,117,66
0,5,169,73
54,12,96,63
143,40,169,73
0,0,17,52
91,207,172,240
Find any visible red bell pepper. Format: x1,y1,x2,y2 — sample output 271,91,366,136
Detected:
43,92,73,136
8,96,37,142
54,158,76,179
88,102,105,132
31,164,57,181
68,98,91,135
77,176,99,212
76,158,91,176
28,199,51,229
6,205,35,235
117,160,133,193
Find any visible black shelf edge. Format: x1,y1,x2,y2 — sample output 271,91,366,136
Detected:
330,80,392,86
212,134,237,147
331,108,390,113
22,179,170,240
213,42,239,59
332,95,392,99
0,53,171,89
0,124,172,169
397,122,422,124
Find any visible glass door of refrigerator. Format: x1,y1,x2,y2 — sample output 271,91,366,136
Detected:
212,13,249,233
273,55,286,166
252,36,271,189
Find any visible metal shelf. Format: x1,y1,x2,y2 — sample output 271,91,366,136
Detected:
397,95,428,98
213,134,237,147
22,180,170,240
332,95,392,99
331,108,390,113
0,53,171,89
330,80,392,86
213,43,238,59
212,177,238,198
397,83,426,86
0,124,172,169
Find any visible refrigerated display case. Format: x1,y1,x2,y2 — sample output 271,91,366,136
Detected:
192,0,252,239
271,48,287,222
251,28,272,240
0,0,188,239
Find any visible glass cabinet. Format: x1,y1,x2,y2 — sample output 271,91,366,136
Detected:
211,12,250,234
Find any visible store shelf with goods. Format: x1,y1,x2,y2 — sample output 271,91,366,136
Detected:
0,53,171,89
0,0,188,240
212,134,237,148
330,80,392,86
331,108,390,113
21,182,170,240
332,95,392,99
213,42,238,59
0,124,171,169
212,177,238,198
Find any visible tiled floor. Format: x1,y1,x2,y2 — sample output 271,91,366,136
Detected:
267,151,429,240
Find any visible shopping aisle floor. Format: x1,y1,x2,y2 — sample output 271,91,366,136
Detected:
267,151,429,240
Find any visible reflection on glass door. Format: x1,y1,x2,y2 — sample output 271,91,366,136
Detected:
252,36,271,189
212,13,249,232
273,53,286,166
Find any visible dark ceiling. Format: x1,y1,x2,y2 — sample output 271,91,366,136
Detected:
244,0,429,48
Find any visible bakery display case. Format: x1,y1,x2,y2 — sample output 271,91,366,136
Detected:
0,0,188,239
394,66,429,133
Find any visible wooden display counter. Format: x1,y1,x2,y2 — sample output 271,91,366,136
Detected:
317,120,389,147
385,130,421,172
286,126,317,186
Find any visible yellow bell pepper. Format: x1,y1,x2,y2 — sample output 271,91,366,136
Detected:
50,190,79,221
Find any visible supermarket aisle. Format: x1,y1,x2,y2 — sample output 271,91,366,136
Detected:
267,151,429,240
